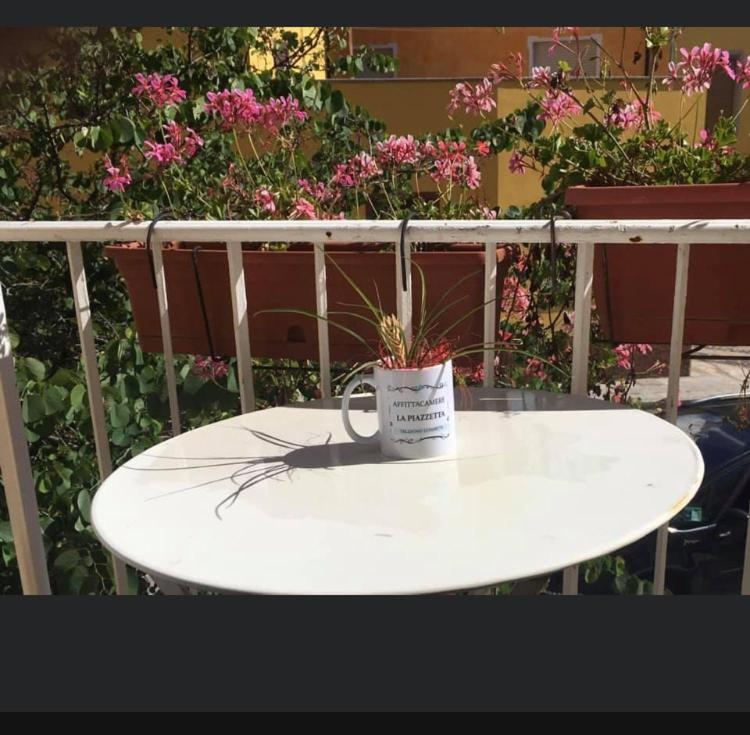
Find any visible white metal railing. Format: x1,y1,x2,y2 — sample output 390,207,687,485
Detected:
2,218,750,597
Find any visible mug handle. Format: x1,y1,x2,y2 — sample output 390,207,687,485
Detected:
341,373,380,444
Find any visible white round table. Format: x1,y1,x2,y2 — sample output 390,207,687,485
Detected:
91,388,704,595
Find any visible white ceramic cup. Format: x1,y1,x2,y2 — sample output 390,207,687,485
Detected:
341,359,456,460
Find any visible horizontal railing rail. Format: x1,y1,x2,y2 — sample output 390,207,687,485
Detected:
1,218,749,597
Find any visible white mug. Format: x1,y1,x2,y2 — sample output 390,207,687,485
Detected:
341,359,456,460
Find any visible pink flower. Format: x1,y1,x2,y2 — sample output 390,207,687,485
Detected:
221,163,242,194
102,154,132,193
144,140,181,166
161,121,204,159
290,197,317,219
489,53,524,84
430,141,482,190
261,95,308,133
298,178,337,205
375,135,421,166
735,55,750,89
524,357,548,381
331,152,381,189
253,187,277,214
474,140,491,157
480,206,498,219
695,129,734,153
205,89,264,131
663,44,734,96
551,27,580,49
193,356,229,381
528,66,553,89
614,343,653,370
183,127,204,157
508,151,526,175
606,99,662,130
132,73,186,109
538,90,582,126
501,276,531,316
447,78,496,116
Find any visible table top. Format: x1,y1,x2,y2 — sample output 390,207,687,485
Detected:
91,388,704,595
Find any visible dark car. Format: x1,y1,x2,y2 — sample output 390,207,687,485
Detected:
549,395,750,595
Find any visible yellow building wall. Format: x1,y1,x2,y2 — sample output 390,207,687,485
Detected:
333,79,706,210
140,26,326,78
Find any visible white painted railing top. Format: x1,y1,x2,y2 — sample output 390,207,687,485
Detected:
3,218,750,243
1,218,750,597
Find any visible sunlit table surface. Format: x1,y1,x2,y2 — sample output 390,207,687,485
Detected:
91,388,704,595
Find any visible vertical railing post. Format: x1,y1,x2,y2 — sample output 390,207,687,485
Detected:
563,241,595,595
482,243,498,388
149,236,181,436
395,232,413,349
313,242,332,399
226,242,255,413
66,242,129,594
741,499,750,595
0,283,51,594
654,242,691,595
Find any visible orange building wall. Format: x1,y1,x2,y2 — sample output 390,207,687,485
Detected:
350,27,646,78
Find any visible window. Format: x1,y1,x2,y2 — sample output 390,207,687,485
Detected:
354,43,398,79
528,34,602,77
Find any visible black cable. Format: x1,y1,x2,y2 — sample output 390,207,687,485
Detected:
190,245,217,359
145,209,173,290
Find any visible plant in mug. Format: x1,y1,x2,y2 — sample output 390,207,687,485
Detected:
257,255,565,459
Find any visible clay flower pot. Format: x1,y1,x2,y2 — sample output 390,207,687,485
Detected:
105,242,511,362
565,183,750,345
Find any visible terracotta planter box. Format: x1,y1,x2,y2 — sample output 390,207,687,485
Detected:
105,242,511,363
565,183,750,345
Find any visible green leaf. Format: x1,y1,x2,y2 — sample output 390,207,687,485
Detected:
43,386,67,415
22,394,44,423
70,383,86,409
53,549,81,573
77,489,92,523
109,402,131,428
0,521,13,544
24,356,46,381
182,370,205,395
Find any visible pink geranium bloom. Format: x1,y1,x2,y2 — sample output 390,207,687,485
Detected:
193,356,229,381
447,78,496,116
508,151,526,174
253,187,277,214
489,52,524,84
501,276,531,316
551,27,580,49
524,357,548,381
331,152,381,189
538,89,582,126
261,95,308,133
734,56,750,89
474,140,491,157
614,343,653,370
132,72,187,109
144,140,181,166
205,88,264,131
102,154,132,193
430,141,482,190
606,99,662,130
375,135,421,166
528,66,553,89
663,44,734,96
290,197,317,220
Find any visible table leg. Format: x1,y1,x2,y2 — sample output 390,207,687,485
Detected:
151,575,194,595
